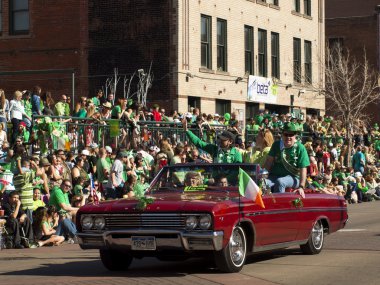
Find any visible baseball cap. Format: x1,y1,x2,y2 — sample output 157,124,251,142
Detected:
105,146,112,153
218,131,235,141
81,149,90,156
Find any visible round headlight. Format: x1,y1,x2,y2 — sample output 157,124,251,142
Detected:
81,216,93,230
94,216,106,230
185,216,198,230
199,215,212,230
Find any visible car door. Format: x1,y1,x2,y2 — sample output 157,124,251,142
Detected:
248,192,301,246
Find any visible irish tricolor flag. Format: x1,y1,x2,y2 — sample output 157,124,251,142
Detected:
239,168,265,208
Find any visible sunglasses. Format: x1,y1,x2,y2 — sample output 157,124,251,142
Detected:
283,133,296,138
94,184,99,187
64,184,72,188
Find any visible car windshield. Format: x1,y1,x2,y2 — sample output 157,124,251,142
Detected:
148,163,260,193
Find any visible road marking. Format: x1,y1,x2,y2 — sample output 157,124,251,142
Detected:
338,229,367,232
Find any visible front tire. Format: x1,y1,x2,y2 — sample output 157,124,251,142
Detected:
99,249,133,271
214,226,247,273
300,220,324,255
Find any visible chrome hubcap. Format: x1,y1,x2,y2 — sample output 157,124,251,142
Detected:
229,227,246,266
311,221,324,250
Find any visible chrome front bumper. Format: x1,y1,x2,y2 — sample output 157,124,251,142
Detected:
77,229,224,251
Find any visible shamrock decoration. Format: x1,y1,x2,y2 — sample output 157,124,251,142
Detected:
136,196,155,210
292,198,304,208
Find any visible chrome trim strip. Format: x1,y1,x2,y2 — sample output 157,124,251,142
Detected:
246,207,347,217
253,239,308,252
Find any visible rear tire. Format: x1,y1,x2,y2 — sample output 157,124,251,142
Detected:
99,249,133,271
214,226,247,273
300,220,324,255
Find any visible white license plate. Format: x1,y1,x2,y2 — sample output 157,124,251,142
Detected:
131,236,156,250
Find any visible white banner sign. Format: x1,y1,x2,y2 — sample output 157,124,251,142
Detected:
247,75,278,104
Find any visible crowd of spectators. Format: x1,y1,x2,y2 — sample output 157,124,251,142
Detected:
0,85,380,250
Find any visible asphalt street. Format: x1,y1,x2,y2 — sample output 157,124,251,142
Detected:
0,201,379,285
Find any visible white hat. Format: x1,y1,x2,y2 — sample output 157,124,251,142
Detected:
185,113,192,118
354,172,362,178
105,146,112,153
149,145,160,153
173,118,181,123
214,113,220,117
81,149,90,156
90,143,99,149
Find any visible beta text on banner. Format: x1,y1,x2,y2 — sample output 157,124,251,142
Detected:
247,75,278,104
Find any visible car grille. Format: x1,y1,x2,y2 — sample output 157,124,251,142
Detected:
104,213,186,229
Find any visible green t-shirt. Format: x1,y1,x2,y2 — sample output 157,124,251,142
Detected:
49,186,70,214
22,99,32,117
111,105,122,118
186,130,242,163
33,199,46,211
54,102,70,117
92,97,100,107
96,157,111,182
268,140,310,177
75,108,87,118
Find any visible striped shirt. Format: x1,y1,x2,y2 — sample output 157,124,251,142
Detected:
13,170,35,211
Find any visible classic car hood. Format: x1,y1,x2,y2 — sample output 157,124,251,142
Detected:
79,192,239,214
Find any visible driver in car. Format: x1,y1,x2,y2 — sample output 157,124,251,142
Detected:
184,172,203,187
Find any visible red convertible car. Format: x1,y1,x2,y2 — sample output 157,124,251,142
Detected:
76,163,348,273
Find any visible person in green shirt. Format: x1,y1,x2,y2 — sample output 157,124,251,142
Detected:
48,180,78,239
182,118,242,163
32,188,46,211
54,94,71,117
21,90,33,130
17,122,30,143
263,122,310,198
96,147,111,185
91,89,103,108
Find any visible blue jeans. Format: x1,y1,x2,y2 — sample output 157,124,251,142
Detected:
266,174,300,193
56,218,77,238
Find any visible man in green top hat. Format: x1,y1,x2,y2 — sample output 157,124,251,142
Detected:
263,122,310,198
182,118,242,163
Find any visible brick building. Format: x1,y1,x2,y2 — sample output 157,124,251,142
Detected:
326,0,380,123
0,0,325,120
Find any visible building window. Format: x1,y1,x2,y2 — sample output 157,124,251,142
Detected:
304,0,311,16
267,0,279,5
304,40,312,84
217,18,227,71
258,29,267,77
9,0,30,35
216,99,231,116
201,15,212,69
188,96,201,111
244,25,254,75
293,37,301,83
271,32,280,79
294,0,300,13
